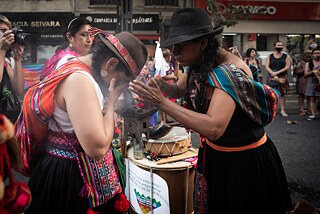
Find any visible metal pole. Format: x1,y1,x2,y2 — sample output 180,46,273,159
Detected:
129,0,133,33
120,0,124,32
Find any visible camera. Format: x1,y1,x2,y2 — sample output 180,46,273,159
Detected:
12,27,33,46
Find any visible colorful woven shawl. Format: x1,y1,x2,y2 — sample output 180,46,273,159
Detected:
14,61,91,175
208,64,280,127
39,48,80,81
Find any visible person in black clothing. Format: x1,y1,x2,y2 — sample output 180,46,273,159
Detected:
129,8,293,214
266,41,291,117
0,14,25,123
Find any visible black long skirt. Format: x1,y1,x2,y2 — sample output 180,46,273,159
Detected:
26,154,120,214
198,137,293,214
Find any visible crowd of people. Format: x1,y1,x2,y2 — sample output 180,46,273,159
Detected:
229,39,320,120
0,8,319,214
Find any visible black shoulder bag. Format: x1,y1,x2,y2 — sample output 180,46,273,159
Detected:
0,65,21,123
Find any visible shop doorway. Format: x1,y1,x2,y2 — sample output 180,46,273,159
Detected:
257,35,267,51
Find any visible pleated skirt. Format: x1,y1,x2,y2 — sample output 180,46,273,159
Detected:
26,154,119,214
198,137,293,214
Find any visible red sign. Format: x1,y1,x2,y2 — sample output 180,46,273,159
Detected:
194,0,320,21
247,33,256,41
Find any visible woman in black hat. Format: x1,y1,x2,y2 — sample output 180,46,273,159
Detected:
129,8,293,214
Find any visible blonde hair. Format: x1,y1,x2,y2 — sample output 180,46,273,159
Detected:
0,14,12,29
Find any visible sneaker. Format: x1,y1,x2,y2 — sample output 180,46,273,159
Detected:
307,116,316,121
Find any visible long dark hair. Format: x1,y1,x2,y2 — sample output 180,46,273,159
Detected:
245,48,256,58
185,34,221,113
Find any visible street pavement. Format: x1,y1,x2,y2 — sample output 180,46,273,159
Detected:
13,93,320,209
265,94,320,209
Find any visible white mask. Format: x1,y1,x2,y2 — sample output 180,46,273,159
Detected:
310,43,318,49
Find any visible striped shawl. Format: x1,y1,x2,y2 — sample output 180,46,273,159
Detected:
14,61,91,176
208,64,279,127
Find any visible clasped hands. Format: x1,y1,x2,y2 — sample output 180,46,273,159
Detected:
312,68,320,76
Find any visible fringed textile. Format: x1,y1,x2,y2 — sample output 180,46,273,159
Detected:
14,61,91,175
208,64,280,127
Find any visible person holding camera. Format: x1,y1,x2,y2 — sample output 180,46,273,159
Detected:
0,14,25,123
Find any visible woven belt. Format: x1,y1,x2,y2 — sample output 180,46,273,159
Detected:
47,146,77,159
46,129,81,159
205,133,267,152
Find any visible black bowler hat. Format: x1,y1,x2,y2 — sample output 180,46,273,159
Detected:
161,8,223,48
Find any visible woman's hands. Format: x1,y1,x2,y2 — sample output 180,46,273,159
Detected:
12,44,24,61
0,30,14,51
107,78,129,105
129,78,164,107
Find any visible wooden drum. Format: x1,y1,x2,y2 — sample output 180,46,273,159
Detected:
126,148,195,214
143,126,191,156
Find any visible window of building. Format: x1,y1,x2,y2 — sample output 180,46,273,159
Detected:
90,0,120,5
145,0,178,6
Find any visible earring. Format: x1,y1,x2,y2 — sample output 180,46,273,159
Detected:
101,69,108,77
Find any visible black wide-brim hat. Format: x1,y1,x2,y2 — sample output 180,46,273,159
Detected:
99,32,148,78
161,8,223,48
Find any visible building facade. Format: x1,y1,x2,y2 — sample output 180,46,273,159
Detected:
1,0,319,63
195,0,320,58
1,0,193,63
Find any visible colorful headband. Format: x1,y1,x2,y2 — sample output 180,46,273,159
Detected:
88,27,140,76
88,27,109,38
106,34,140,77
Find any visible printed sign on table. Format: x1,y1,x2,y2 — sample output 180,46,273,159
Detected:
125,159,170,214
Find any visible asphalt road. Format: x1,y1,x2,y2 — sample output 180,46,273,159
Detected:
12,94,320,209
264,94,320,208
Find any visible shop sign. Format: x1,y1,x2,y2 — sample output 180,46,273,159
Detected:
3,13,74,44
194,0,320,21
81,14,159,31
3,13,74,33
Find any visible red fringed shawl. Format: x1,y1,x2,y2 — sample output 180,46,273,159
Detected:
14,61,91,176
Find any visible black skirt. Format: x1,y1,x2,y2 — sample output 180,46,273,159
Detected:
26,154,120,214
198,137,293,214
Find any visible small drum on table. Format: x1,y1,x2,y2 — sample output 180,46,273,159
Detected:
126,148,196,214
143,126,191,156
